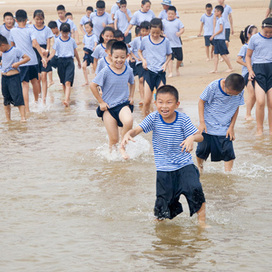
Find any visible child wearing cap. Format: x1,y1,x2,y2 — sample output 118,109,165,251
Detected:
158,0,179,20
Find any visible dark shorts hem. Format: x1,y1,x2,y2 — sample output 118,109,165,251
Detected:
171,47,183,61
213,39,229,55
20,65,39,82
34,46,52,73
196,132,236,162
136,63,145,78
154,164,205,220
204,36,214,47
83,48,94,66
225,28,230,42
96,100,134,127
57,57,75,86
129,60,137,76
253,63,272,93
144,69,166,92
124,33,132,44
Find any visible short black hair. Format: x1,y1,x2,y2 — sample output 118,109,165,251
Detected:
141,0,151,5
84,21,93,28
0,34,8,45
60,22,71,33
262,17,272,28
96,0,105,9
156,85,179,102
15,9,27,22
120,0,127,5
33,9,44,19
150,18,163,31
86,6,93,12
135,26,140,35
168,6,176,13
215,5,224,14
48,20,58,29
106,39,117,50
139,20,150,30
225,73,245,93
3,12,13,19
114,29,124,39
111,41,128,54
206,3,212,9
57,5,65,11
65,12,72,17
99,26,114,43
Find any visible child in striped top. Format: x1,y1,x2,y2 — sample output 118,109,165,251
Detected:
122,85,207,227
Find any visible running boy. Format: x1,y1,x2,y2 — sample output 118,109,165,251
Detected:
210,5,233,73
79,6,93,35
198,3,214,61
122,85,206,227
47,23,81,107
162,6,184,77
10,9,46,114
196,73,245,172
0,12,15,44
90,41,135,159
0,34,30,121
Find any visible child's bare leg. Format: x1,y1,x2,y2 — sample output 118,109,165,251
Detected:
196,156,204,174
63,81,72,107
103,111,119,151
210,54,219,73
82,60,89,86
48,71,54,86
267,88,272,135
22,81,30,113
245,81,256,120
143,82,153,116
224,159,234,172
221,54,233,72
4,105,11,121
18,105,26,122
119,106,133,159
168,59,173,77
211,46,214,59
197,202,207,228
176,60,182,76
255,82,266,136
138,76,144,105
37,74,42,95
31,78,40,102
41,71,48,104
205,46,210,60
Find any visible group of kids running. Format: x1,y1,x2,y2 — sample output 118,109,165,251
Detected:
0,0,272,227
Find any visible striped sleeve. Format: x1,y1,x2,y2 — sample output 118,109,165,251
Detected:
200,82,215,103
139,112,155,133
183,115,198,139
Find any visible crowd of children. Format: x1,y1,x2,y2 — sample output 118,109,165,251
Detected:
0,0,272,227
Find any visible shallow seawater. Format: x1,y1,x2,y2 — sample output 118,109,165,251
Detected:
0,72,272,272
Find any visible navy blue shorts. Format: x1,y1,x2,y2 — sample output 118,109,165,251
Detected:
50,55,59,69
34,45,52,73
96,100,134,127
1,73,24,106
144,69,166,92
136,63,145,79
213,39,229,55
20,65,39,82
129,60,137,76
124,33,132,44
204,35,214,47
253,63,272,93
225,28,230,42
155,164,205,220
57,57,75,86
171,47,183,61
196,132,235,162
83,48,93,66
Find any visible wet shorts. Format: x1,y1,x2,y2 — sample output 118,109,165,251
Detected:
129,60,137,76
204,35,214,47
155,164,205,220
196,132,235,162
34,45,52,73
96,100,134,127
225,28,230,42
252,63,272,93
57,57,75,86
1,73,24,106
83,48,94,66
213,39,229,55
171,47,183,61
20,65,39,82
144,69,166,92
136,63,145,79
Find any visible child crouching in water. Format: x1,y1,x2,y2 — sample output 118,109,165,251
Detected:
90,41,135,159
122,85,207,227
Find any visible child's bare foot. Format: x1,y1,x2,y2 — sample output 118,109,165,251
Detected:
245,115,254,121
63,100,70,107
20,118,27,123
120,146,129,160
256,128,263,136
82,82,89,86
209,70,217,74
168,73,173,78
206,58,211,62
49,81,54,87
225,69,234,73
198,221,211,229
139,101,143,106
176,70,181,76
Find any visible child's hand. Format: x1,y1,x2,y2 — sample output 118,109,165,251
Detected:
180,135,194,153
248,70,255,81
198,122,207,134
99,101,109,111
176,32,181,37
78,62,81,69
102,22,106,28
12,62,20,69
142,59,147,70
197,33,202,37
121,133,135,148
209,35,214,41
124,30,129,37
42,58,47,68
162,63,167,72
226,127,235,141
129,97,134,105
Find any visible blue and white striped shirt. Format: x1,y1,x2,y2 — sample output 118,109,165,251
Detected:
139,111,198,172
200,13,214,36
95,57,110,74
214,17,225,40
129,36,143,65
83,33,98,51
52,37,77,58
200,79,244,136
237,43,250,77
130,10,155,26
91,43,107,60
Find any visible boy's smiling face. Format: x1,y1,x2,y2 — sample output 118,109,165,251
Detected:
4,16,14,28
110,49,128,69
155,92,180,122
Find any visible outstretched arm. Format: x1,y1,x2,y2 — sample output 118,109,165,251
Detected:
226,107,239,141
121,126,143,147
180,133,204,153
198,99,207,133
